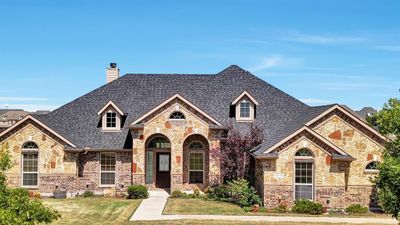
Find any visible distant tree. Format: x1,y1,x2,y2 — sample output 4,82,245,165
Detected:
369,98,400,221
0,143,61,224
212,124,264,182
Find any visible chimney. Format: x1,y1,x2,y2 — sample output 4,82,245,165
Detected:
106,63,119,83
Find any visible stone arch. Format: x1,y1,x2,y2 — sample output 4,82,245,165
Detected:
183,134,210,187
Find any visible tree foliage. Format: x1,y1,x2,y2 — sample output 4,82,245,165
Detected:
211,124,263,182
369,98,400,220
0,143,61,224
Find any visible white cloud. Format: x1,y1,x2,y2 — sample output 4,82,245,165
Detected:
0,104,58,112
249,56,303,72
0,97,47,101
283,31,367,45
300,98,333,105
374,45,400,52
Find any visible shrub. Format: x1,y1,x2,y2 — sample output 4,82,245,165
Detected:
193,188,200,198
243,206,252,212
226,179,261,207
127,185,148,199
292,199,323,215
171,190,184,198
274,202,288,213
346,204,368,214
82,190,94,198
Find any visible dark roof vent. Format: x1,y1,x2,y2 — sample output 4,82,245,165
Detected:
110,63,117,68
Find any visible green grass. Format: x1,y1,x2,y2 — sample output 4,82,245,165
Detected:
163,198,391,218
133,220,389,225
42,197,141,225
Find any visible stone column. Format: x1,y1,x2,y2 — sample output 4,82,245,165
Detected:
131,129,145,184
171,140,183,191
208,130,222,185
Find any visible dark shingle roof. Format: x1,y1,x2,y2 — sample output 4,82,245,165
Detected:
31,65,330,150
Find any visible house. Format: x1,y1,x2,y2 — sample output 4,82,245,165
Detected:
356,107,377,120
0,64,385,209
0,109,30,129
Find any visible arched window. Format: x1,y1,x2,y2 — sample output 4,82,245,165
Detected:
147,136,171,149
189,141,204,149
21,142,39,187
22,142,38,149
295,148,313,157
365,161,379,172
169,111,185,120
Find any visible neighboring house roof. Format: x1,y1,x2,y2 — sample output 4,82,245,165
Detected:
0,109,29,121
356,107,377,120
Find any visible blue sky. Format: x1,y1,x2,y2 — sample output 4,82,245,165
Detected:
0,0,399,111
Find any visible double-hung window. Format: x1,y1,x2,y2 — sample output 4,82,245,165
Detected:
189,152,204,183
21,142,39,187
239,100,250,118
294,162,313,200
106,111,117,128
100,153,116,186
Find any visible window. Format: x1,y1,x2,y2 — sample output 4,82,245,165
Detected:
189,141,204,149
147,137,171,149
22,153,38,186
365,161,379,173
295,149,313,157
100,153,116,186
189,152,204,183
170,111,185,120
22,142,39,187
106,111,117,128
145,151,153,184
240,100,250,118
295,162,313,200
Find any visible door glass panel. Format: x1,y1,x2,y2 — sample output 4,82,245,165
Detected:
159,154,169,171
145,151,153,184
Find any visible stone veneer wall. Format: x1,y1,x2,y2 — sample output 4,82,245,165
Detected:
262,114,383,209
131,101,221,190
2,124,77,192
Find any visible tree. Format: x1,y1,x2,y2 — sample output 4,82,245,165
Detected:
0,143,61,224
369,98,400,221
212,124,264,182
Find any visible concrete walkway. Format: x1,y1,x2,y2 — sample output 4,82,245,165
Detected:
130,190,398,224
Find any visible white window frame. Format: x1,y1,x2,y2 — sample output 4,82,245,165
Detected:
294,161,314,201
99,152,116,187
105,111,117,128
169,111,186,121
188,151,204,184
21,144,39,188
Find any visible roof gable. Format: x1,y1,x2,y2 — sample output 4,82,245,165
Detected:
130,94,223,126
231,91,259,105
97,101,124,115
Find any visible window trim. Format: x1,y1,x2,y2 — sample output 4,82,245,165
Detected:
294,160,314,201
101,107,121,132
105,111,117,128
99,152,117,187
239,100,251,118
188,151,205,184
21,142,39,188
235,97,255,122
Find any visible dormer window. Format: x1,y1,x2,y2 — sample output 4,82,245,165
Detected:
97,101,124,131
231,91,258,122
240,100,250,118
106,111,117,128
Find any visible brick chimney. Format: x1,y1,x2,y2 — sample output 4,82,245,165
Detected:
106,63,119,83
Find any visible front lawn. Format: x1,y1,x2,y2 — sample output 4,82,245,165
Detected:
163,198,391,218
42,197,141,225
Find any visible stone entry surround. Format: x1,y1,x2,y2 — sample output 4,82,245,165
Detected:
130,101,222,191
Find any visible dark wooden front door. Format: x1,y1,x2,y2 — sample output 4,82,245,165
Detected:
156,152,171,188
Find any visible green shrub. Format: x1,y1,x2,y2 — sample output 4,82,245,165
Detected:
82,190,94,198
346,204,368,214
226,179,261,207
193,188,200,198
292,199,323,215
243,206,252,212
127,185,148,199
171,190,184,198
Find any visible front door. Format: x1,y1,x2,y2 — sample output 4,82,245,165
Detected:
156,152,171,188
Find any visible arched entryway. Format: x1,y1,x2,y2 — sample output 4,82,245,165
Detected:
145,134,171,188
183,134,210,188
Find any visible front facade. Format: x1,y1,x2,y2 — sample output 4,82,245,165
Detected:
0,64,385,208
